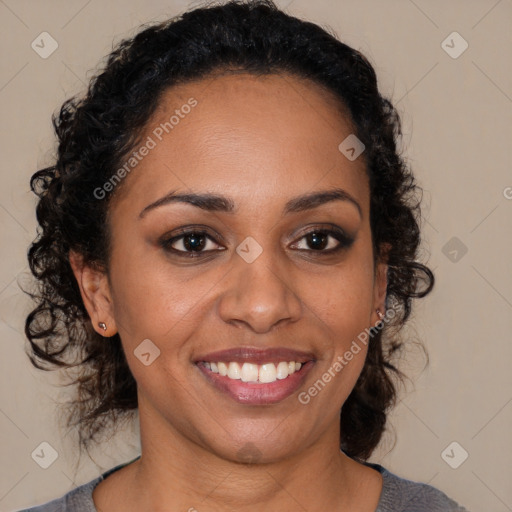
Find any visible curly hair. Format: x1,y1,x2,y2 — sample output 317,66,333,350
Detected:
25,0,434,461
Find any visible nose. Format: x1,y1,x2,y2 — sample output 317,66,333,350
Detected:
217,248,303,334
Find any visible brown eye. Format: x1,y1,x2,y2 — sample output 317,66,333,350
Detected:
160,229,224,257
292,227,354,254
304,232,331,251
174,232,209,252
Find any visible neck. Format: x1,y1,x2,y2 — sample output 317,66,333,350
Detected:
122,404,381,511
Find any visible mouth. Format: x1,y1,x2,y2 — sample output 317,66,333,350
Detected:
194,347,316,405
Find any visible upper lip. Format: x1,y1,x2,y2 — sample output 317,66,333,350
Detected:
194,347,316,365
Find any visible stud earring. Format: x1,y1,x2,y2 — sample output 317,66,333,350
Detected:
376,309,385,321
98,322,107,332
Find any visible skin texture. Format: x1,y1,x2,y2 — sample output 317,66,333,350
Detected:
70,72,388,511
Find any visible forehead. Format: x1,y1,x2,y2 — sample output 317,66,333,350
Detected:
111,72,369,218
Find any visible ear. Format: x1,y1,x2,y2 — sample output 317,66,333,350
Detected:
371,242,390,324
69,250,117,337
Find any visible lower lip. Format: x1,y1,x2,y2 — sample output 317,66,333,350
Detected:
196,361,315,405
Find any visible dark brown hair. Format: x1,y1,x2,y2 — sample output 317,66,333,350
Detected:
25,0,434,461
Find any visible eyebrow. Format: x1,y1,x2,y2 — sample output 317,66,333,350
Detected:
139,187,362,219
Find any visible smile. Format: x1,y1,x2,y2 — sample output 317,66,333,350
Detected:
201,361,303,383
194,347,316,405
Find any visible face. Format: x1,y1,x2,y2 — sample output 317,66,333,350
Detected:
74,72,387,464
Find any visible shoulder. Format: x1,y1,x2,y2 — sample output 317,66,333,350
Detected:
16,456,141,512
369,463,471,512
14,476,100,511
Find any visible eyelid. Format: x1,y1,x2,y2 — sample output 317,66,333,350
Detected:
159,223,354,257
162,225,225,244
289,224,354,252
290,223,352,242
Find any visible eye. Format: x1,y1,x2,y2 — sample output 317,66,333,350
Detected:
160,229,224,258
291,227,354,254
160,225,354,259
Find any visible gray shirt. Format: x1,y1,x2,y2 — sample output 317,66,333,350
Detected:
17,456,469,511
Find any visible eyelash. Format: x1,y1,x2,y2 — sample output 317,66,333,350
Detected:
159,225,354,259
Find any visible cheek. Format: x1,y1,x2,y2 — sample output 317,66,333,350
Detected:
108,247,218,350
311,261,375,340
305,247,375,390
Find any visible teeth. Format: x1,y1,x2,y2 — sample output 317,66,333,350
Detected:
259,363,277,383
227,362,241,379
241,363,259,382
218,362,228,376
276,361,289,380
204,361,303,383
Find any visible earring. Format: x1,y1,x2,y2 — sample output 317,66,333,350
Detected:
376,309,385,321
98,322,107,332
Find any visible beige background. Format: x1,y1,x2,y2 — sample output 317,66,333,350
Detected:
1,0,511,510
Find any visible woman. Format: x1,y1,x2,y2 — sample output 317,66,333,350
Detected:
21,1,469,510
